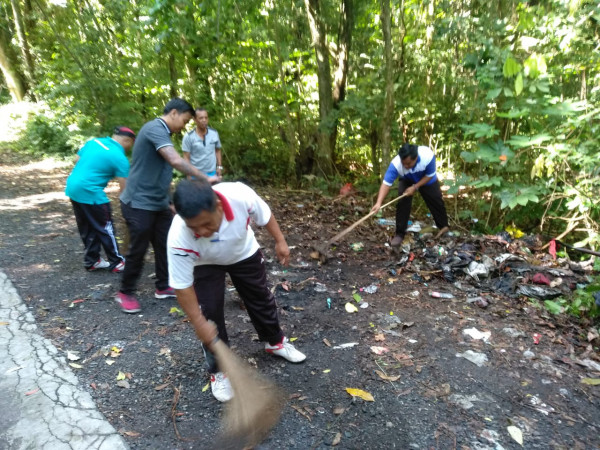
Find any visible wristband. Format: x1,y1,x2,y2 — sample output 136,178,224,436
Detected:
217,165,223,170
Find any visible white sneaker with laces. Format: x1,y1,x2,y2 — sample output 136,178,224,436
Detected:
265,337,306,363
210,372,233,402
88,258,110,271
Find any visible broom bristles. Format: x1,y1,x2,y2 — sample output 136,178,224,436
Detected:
212,340,286,449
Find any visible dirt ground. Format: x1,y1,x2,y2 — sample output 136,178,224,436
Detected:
0,151,599,450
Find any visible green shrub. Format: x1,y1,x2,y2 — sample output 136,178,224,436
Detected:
19,114,74,157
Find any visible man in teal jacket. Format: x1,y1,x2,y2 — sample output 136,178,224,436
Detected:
65,126,135,272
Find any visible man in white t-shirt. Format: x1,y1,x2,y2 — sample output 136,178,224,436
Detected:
167,179,306,402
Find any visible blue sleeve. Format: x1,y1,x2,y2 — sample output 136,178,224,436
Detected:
424,154,436,177
182,133,191,153
215,131,221,149
114,153,130,178
383,162,399,186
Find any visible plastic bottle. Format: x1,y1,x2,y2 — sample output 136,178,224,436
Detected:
429,291,454,299
377,218,395,226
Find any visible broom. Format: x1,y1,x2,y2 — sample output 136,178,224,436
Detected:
212,339,287,449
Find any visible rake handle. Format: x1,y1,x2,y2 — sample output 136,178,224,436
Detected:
329,193,407,244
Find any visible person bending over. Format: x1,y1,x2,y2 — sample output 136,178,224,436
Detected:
372,143,449,247
167,179,306,402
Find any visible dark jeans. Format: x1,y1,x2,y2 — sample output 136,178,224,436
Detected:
70,200,124,270
194,250,284,373
119,201,173,295
395,178,449,237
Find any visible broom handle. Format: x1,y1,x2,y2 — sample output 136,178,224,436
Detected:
329,193,407,244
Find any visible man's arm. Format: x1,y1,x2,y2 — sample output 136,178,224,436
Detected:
264,214,290,266
182,152,192,180
175,286,218,347
371,183,392,213
215,148,222,177
404,175,433,197
158,146,218,183
116,177,126,195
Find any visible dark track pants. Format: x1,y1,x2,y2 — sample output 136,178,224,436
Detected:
119,201,173,294
70,200,124,270
395,178,449,237
193,250,284,373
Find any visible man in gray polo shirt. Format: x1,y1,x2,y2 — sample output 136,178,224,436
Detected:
116,98,218,314
182,108,223,179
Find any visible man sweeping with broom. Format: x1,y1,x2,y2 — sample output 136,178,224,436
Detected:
167,179,306,403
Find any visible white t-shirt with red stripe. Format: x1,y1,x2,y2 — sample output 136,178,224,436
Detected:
167,182,272,289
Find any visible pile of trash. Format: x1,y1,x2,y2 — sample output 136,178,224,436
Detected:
388,227,594,301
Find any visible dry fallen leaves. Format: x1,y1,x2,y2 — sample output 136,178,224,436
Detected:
374,370,400,382
332,432,342,446
345,387,374,402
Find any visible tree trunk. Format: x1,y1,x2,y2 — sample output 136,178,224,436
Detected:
380,0,394,177
304,0,334,177
0,33,25,102
169,54,177,98
330,0,353,161
10,0,36,99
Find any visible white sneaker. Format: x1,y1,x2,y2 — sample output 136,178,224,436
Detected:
265,337,306,363
88,258,110,271
210,372,233,402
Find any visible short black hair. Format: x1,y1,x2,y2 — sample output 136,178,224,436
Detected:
399,143,418,160
173,179,217,219
164,98,195,115
195,107,207,115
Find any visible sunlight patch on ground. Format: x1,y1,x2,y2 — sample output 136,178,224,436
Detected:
0,101,38,143
0,191,69,211
0,158,72,175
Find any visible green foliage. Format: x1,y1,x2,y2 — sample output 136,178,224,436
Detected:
544,274,600,319
19,115,74,157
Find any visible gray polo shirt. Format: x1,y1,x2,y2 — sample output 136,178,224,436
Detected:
120,118,174,211
182,127,221,174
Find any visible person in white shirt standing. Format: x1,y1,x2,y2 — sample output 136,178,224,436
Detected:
167,179,306,402
182,108,223,179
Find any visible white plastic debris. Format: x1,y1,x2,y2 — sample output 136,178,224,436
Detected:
448,394,479,410
502,327,526,338
464,261,489,281
406,222,422,232
523,350,536,359
363,284,378,294
359,302,369,309
456,350,488,367
332,342,359,349
314,282,327,293
463,327,491,342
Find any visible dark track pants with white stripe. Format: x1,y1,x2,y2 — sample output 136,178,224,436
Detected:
395,178,449,238
193,250,284,373
70,200,124,270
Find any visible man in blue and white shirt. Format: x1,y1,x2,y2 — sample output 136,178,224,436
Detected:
371,143,449,247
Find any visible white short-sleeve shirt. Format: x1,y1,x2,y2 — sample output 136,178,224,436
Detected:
167,182,272,289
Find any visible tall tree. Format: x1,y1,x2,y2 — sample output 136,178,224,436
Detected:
379,0,394,176
10,0,36,99
0,31,25,101
304,0,353,176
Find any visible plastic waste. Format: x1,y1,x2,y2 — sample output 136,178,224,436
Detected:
533,333,541,344
456,350,488,367
532,273,551,285
466,296,489,308
314,282,327,293
326,298,331,309
333,342,359,349
463,327,491,342
464,261,489,281
406,222,422,232
442,265,455,282
516,285,562,300
363,284,378,294
377,218,395,226
429,291,454,299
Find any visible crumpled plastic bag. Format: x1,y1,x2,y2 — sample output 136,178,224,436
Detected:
464,261,489,281
516,285,562,300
